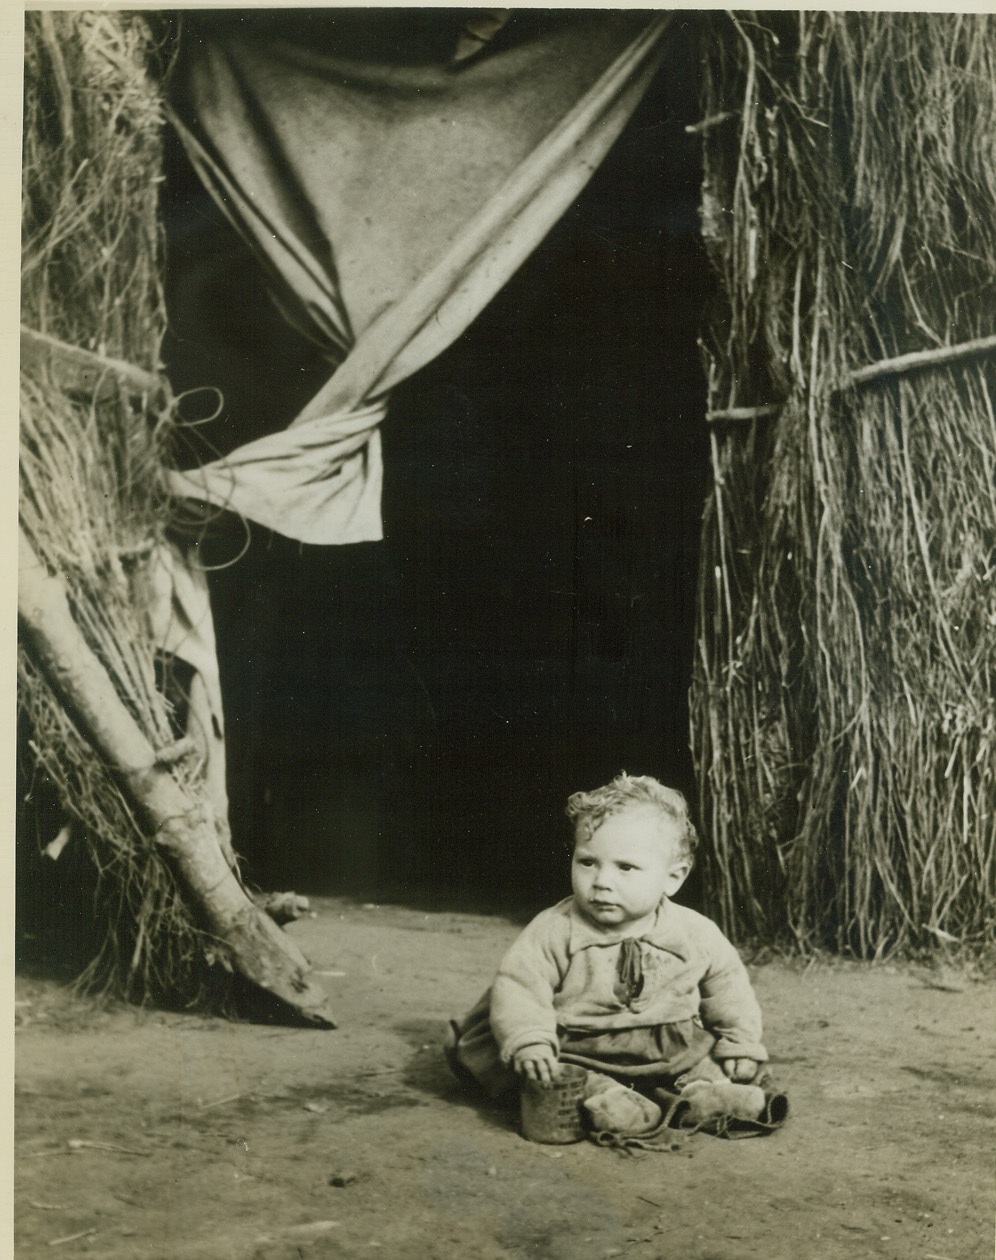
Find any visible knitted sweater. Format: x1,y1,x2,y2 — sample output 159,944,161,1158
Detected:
490,896,767,1065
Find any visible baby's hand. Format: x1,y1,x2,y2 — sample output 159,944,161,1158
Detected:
512,1044,559,1087
719,1057,761,1083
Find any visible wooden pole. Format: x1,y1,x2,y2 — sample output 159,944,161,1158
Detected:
18,528,335,1027
847,333,996,388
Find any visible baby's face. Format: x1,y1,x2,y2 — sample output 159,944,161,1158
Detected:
571,806,690,931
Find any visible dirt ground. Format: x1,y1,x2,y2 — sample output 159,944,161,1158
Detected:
14,896,996,1260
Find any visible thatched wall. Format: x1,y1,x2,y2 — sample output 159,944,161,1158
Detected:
692,12,996,957
19,11,210,999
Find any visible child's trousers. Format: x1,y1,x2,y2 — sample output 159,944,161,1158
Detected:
447,990,727,1100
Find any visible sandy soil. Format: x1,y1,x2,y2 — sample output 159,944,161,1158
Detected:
14,897,996,1260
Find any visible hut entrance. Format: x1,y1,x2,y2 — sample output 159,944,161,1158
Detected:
160,13,711,905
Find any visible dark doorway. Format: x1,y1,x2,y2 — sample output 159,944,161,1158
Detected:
161,22,713,908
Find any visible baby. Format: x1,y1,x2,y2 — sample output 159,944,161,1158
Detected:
447,772,767,1103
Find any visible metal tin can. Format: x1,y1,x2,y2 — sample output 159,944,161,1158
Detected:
520,1064,588,1144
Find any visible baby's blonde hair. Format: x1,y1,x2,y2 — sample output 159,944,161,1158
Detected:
566,771,699,864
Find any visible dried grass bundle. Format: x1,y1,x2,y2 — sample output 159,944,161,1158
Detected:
692,13,996,957
19,11,211,1000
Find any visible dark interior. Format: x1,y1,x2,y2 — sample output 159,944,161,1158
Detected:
157,17,714,910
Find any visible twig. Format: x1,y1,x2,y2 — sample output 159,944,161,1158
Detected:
21,324,161,397
153,737,197,768
705,404,783,424
685,110,737,134
847,333,996,388
66,1139,150,1157
198,1092,247,1111
48,1228,97,1247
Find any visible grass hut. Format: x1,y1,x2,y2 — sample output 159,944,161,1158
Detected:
17,10,996,1013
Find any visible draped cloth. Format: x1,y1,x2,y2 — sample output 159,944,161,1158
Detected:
155,11,671,808
165,10,671,543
